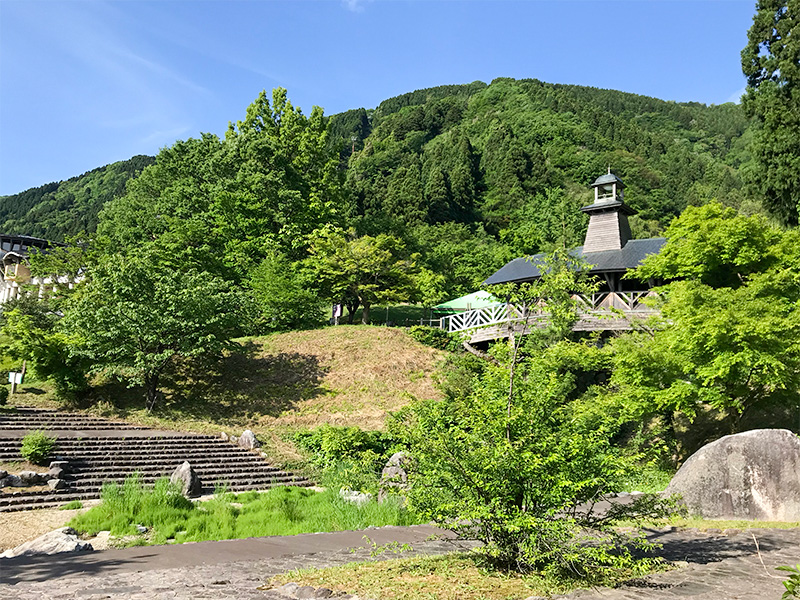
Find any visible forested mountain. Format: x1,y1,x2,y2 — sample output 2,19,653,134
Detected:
0,155,154,241
330,78,754,251
4,78,756,296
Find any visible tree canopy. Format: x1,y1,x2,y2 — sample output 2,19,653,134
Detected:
741,0,800,225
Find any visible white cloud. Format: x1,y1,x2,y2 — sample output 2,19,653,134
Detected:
342,0,373,13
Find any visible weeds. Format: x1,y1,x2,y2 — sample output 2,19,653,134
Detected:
69,474,420,546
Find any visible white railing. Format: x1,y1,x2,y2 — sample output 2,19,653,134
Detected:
440,304,523,333
442,292,657,333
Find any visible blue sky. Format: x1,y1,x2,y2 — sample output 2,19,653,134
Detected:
0,0,756,196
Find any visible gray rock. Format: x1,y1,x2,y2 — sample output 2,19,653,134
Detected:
18,470,46,485
220,432,229,441
0,469,7,479
238,429,261,449
49,460,71,472
47,478,68,490
0,527,93,558
378,451,411,503
339,489,372,506
665,429,800,521
295,586,317,599
277,583,300,596
314,588,333,598
229,435,238,445
0,474,22,488
135,524,148,534
47,466,64,480
169,461,202,497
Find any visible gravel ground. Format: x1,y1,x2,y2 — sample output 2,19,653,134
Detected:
0,505,98,551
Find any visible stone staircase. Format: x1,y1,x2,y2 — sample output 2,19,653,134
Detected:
0,409,311,512
0,408,149,431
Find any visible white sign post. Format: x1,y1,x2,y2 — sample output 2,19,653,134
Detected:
8,371,22,394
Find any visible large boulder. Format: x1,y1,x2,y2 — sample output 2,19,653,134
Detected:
665,429,800,521
170,461,202,497
378,452,411,504
0,527,93,559
238,429,261,450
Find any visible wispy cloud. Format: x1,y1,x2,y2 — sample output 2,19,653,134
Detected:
342,0,373,13
726,86,746,104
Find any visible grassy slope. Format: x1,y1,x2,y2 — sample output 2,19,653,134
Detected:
8,325,444,444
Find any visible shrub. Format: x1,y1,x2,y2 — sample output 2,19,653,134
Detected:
408,325,461,352
294,425,401,492
20,430,56,465
0,386,8,406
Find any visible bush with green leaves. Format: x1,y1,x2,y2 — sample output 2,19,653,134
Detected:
0,386,8,406
778,564,800,600
294,425,401,493
20,430,56,465
407,325,461,352
402,338,676,578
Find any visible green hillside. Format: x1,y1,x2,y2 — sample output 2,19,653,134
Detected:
332,78,754,244
3,79,758,299
0,155,154,241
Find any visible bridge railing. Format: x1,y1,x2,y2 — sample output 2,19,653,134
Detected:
441,291,657,333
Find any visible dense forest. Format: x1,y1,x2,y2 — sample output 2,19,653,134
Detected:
0,156,154,241
2,78,756,272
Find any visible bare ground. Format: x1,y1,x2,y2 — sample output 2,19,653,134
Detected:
0,506,87,551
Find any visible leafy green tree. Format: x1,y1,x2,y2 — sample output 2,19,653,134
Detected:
741,0,800,225
0,302,89,400
306,228,418,324
402,259,669,577
612,203,800,434
62,252,249,408
249,253,324,331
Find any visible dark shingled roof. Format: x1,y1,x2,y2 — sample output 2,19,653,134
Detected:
591,172,625,188
483,238,666,285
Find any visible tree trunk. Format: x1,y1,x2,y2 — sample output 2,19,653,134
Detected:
345,299,359,324
362,302,371,325
144,371,160,412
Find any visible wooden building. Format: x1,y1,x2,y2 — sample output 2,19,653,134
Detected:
441,171,665,341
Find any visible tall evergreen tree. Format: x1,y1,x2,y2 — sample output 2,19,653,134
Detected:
741,0,800,225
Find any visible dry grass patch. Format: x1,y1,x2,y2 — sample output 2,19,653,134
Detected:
270,553,573,600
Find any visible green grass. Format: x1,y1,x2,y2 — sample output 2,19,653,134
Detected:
269,551,670,600
69,475,421,546
619,463,675,494
60,500,84,510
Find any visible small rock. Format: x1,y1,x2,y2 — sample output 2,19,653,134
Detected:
339,489,372,506
19,471,45,485
238,429,261,449
0,527,93,558
278,583,300,596
47,478,68,490
229,435,238,444
169,461,202,497
314,588,333,598
220,432,228,441
135,524,148,534
49,460,71,472
296,586,317,599
0,470,7,479
0,474,22,488
378,452,411,503
47,467,64,480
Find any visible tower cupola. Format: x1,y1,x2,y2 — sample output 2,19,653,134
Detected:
580,170,636,253
591,168,625,203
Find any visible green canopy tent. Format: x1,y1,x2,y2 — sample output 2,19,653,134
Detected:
432,291,502,314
